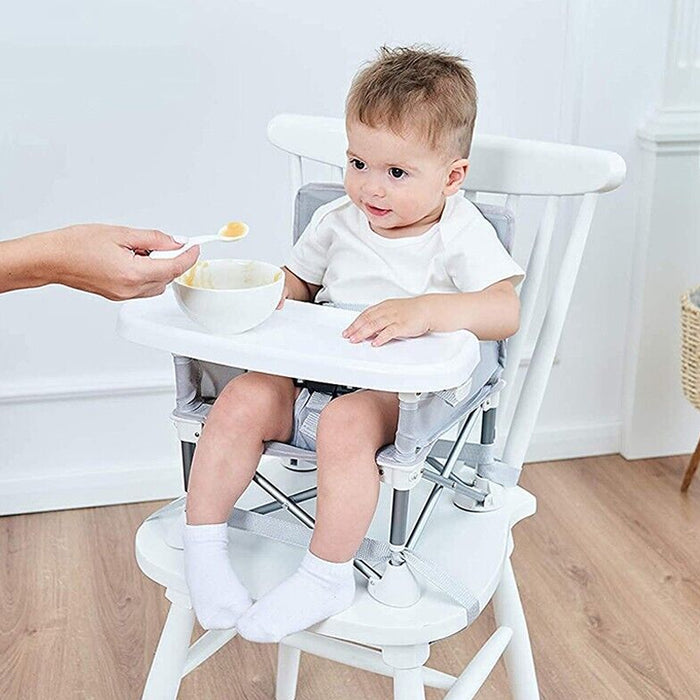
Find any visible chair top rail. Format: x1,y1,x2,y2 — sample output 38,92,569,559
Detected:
268,114,626,197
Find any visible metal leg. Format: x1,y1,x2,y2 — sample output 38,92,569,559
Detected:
252,470,378,581
367,488,421,607
407,408,481,549
481,405,497,447
492,558,540,700
142,591,195,700
276,643,302,700
252,487,318,515
389,489,410,559
180,441,196,491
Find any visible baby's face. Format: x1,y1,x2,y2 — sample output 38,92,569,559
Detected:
344,119,467,238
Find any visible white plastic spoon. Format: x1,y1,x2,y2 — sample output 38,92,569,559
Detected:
149,221,249,259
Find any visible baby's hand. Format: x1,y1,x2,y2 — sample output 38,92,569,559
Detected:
342,297,433,347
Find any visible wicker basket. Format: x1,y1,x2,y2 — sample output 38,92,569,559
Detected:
681,286,700,410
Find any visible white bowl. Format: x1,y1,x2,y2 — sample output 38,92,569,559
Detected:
173,259,284,334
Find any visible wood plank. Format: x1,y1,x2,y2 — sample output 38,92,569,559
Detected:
0,454,698,699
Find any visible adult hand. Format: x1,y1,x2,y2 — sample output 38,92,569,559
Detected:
1,224,200,300
342,297,433,347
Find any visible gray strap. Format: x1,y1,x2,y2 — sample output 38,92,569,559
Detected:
435,378,474,406
455,442,522,487
457,442,494,465
226,506,480,621
146,495,187,521
477,459,521,487
227,507,389,562
401,550,480,624
173,355,201,411
299,411,320,441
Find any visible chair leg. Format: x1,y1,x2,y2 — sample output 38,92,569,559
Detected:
276,643,301,700
681,433,700,492
142,591,195,700
392,668,426,700
383,644,429,700
492,558,540,700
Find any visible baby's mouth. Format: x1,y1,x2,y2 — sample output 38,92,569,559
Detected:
365,203,391,217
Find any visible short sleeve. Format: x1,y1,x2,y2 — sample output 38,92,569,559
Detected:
286,203,337,285
443,215,525,293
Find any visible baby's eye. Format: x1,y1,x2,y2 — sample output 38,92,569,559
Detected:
350,158,366,171
389,167,406,179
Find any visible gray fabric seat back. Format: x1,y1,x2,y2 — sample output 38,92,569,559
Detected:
293,182,515,252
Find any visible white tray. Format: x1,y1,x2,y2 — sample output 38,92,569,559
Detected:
117,291,480,393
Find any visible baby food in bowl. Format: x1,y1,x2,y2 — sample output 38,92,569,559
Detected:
174,259,284,334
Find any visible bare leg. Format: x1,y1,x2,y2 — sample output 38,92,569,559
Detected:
186,372,298,524
237,390,399,642
183,372,297,630
311,390,399,561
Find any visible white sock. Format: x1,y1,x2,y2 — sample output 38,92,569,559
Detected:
183,523,253,630
237,550,355,643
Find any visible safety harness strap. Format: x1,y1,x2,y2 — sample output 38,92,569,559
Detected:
226,506,481,624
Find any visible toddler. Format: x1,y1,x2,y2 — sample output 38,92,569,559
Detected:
183,46,524,642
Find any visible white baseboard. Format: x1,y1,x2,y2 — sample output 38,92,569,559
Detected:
0,461,184,516
0,371,173,404
1,370,182,515
524,420,622,463
1,421,623,516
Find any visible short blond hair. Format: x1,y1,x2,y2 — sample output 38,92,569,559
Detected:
346,46,477,158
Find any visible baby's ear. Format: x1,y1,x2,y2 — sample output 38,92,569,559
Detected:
444,159,469,195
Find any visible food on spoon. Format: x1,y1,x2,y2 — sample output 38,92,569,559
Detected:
218,221,249,239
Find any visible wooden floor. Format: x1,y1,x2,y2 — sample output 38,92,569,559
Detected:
1,454,698,699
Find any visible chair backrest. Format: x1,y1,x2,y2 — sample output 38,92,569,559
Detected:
267,114,626,475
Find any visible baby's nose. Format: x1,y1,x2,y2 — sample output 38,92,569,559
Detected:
362,175,386,198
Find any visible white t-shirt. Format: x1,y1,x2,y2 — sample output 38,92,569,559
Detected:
287,191,524,308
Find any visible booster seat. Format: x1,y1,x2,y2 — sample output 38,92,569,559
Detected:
172,182,515,495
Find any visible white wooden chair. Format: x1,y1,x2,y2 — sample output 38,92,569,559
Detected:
119,114,625,699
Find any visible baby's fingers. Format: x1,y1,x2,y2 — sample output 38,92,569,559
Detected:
371,324,401,347
345,316,383,343
343,307,385,342
342,313,366,339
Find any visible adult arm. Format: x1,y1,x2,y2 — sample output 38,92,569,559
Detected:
0,224,200,300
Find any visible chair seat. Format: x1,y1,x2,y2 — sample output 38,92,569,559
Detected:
136,457,535,648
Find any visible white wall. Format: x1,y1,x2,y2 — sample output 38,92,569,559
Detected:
0,1,674,514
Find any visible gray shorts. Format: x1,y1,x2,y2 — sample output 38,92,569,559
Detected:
290,389,333,451
290,383,359,451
